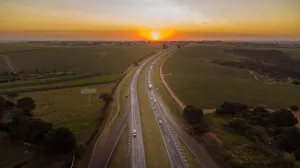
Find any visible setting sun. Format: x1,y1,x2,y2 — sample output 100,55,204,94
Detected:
137,29,174,41
151,32,160,40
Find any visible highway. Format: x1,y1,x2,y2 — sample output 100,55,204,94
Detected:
146,54,188,168
129,53,161,168
149,49,219,168
90,53,157,168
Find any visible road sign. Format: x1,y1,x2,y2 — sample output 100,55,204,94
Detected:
81,88,97,94
80,88,97,107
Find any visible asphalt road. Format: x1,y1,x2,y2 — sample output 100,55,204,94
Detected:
90,54,157,168
150,49,219,168
146,54,188,168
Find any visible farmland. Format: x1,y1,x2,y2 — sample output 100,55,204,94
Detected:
0,43,160,74
162,44,300,108
0,74,119,94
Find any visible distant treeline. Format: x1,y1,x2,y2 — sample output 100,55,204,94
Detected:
213,49,300,84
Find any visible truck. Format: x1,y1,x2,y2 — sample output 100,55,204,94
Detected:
132,129,137,137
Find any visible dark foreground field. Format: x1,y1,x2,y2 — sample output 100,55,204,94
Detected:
163,44,300,108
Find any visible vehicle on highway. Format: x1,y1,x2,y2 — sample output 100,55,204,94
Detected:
150,97,153,100
159,120,162,124
149,84,152,90
132,129,137,137
154,100,156,103
154,107,156,110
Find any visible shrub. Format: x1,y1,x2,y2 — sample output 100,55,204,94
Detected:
291,105,299,112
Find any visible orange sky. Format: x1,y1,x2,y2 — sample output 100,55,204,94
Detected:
1,0,300,41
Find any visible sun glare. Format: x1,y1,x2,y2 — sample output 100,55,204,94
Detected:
151,32,160,40
137,29,174,41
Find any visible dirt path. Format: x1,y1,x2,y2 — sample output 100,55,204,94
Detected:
159,55,186,110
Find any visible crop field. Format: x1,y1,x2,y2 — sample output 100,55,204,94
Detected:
163,44,300,108
0,74,119,94
0,44,160,74
16,83,115,144
0,43,48,53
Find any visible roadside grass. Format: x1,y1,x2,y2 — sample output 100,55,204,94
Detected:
0,74,119,94
163,45,300,108
151,55,182,121
107,125,129,168
3,44,160,73
178,138,201,168
21,83,114,144
138,61,171,168
204,113,272,168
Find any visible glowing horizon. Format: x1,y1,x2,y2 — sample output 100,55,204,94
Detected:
1,0,300,41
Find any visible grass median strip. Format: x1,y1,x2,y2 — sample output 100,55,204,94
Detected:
138,61,171,168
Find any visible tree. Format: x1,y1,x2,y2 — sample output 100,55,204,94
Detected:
100,93,113,104
9,116,52,143
216,102,248,115
4,100,15,110
269,109,298,127
229,118,249,134
16,97,36,111
275,127,300,152
183,105,204,125
291,105,299,112
293,148,300,160
43,127,76,154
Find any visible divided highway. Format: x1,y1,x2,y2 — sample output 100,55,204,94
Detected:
146,55,188,168
90,53,157,168
149,49,219,168
129,54,155,168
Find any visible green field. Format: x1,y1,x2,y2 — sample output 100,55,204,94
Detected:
0,43,48,53
163,45,300,108
0,44,160,74
0,74,119,94
18,83,115,144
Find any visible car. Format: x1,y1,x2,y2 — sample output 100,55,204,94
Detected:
158,120,162,124
132,129,137,137
154,100,157,103
150,97,153,100
154,107,156,110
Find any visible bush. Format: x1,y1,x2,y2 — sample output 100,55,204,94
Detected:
229,117,249,134
192,122,210,135
16,97,36,111
216,102,248,115
183,105,204,125
269,109,298,127
43,127,76,154
294,148,300,160
4,100,15,109
275,127,300,152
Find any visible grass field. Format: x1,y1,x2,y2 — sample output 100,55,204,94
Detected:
151,55,183,121
137,61,171,168
0,43,48,53
0,74,119,94
163,45,300,108
12,83,115,144
1,44,160,74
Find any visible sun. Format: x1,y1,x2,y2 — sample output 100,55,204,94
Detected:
151,32,160,40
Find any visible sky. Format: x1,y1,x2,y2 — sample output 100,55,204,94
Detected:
1,0,300,41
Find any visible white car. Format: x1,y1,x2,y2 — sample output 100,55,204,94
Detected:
154,100,157,103
150,97,153,100
132,129,137,137
154,107,156,110
158,120,162,124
